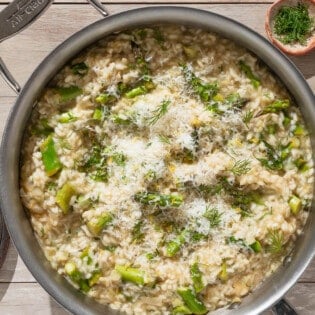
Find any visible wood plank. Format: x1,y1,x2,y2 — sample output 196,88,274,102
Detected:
0,282,314,314
0,241,35,283
0,3,314,97
0,283,70,315
0,0,274,4
0,96,15,136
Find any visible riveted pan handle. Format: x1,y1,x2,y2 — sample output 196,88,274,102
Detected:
0,0,108,94
0,0,53,43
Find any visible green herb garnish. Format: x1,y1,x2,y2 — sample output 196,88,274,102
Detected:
274,2,314,45
267,229,284,254
243,110,254,127
71,62,89,76
203,207,222,228
148,99,171,125
231,159,251,176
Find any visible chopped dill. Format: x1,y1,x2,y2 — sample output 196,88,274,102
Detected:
231,159,252,176
257,139,290,171
148,99,171,125
243,110,254,127
267,229,284,254
203,207,222,228
274,2,314,45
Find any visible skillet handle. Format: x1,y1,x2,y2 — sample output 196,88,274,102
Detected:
0,0,108,94
272,299,298,315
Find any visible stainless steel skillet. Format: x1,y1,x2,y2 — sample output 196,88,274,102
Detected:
0,1,314,314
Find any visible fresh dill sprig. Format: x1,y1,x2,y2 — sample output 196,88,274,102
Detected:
231,159,252,176
274,3,314,45
257,139,289,171
203,207,222,228
267,229,284,254
148,99,171,125
243,110,254,126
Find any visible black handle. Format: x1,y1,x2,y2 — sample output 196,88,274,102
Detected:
272,299,298,315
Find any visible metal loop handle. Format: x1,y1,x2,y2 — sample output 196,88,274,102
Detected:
87,0,108,17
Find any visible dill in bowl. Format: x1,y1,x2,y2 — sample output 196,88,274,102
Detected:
273,2,314,45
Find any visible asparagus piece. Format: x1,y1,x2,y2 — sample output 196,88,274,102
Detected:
87,212,113,236
239,60,260,88
55,182,76,214
115,265,145,285
172,305,192,315
177,288,207,315
95,93,116,105
289,195,302,215
125,81,156,99
262,99,290,114
55,86,82,102
218,261,228,282
190,262,204,293
134,192,183,208
64,261,90,292
250,240,262,253
166,231,187,257
40,135,62,176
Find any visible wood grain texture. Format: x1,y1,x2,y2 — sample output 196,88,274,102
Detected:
0,1,314,314
0,0,274,4
0,3,314,98
0,280,315,315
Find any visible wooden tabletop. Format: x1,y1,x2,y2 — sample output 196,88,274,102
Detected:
0,1,314,314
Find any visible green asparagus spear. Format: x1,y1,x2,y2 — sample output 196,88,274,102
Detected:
166,231,187,257
87,212,113,236
40,135,62,176
190,263,204,293
55,86,83,102
239,60,260,88
289,195,302,215
55,182,76,214
115,265,145,285
249,240,262,253
172,305,192,315
218,261,228,282
177,288,207,315
64,261,90,292
262,99,290,114
134,192,183,207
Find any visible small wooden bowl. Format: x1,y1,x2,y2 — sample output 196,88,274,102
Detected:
265,0,315,55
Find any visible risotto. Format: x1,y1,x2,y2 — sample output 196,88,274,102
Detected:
20,26,313,314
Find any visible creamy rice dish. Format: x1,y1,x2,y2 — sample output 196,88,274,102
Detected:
20,26,313,314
